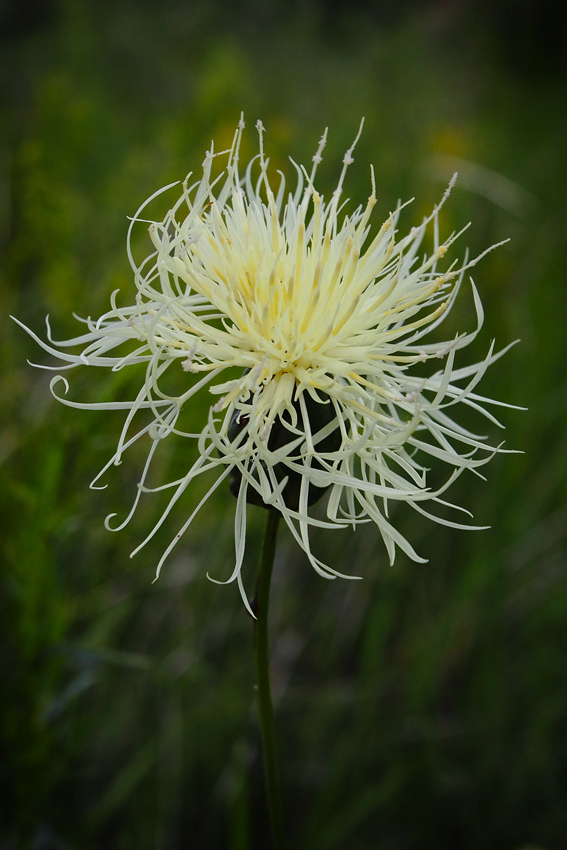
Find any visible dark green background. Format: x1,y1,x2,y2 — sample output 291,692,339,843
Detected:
2,1,567,847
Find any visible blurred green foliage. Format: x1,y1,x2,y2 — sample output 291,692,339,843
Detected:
1,0,567,848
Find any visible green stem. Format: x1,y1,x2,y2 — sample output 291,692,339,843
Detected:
253,509,285,850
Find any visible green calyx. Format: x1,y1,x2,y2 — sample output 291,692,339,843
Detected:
227,388,341,512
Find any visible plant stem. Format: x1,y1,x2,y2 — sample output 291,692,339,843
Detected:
253,509,285,850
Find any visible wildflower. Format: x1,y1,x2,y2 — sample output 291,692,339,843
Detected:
14,117,515,611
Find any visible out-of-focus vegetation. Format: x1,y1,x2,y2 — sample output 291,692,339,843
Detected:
1,0,566,847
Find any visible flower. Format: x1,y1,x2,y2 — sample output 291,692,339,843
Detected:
14,117,515,611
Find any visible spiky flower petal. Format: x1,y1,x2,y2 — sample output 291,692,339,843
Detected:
15,118,516,611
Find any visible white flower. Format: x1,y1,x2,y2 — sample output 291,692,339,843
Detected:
14,117,516,612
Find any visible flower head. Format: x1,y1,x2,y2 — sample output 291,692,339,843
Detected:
15,117,515,611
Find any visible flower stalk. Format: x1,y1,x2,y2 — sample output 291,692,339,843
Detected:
253,509,285,850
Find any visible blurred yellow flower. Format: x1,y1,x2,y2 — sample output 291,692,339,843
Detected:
15,117,515,610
